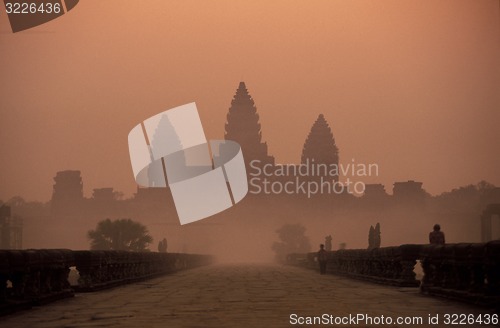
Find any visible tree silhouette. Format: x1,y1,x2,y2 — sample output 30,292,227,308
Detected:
272,223,311,263
87,218,153,251
7,196,26,207
368,223,381,250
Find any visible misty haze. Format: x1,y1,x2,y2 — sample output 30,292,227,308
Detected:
1,0,499,326
2,81,499,262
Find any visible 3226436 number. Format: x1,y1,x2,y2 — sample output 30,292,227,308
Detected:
443,314,498,325
5,2,62,14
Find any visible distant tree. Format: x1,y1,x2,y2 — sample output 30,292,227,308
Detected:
325,235,332,251
374,223,381,248
5,196,50,217
112,191,124,201
477,180,496,194
157,237,167,253
272,223,311,263
368,226,375,249
434,180,497,213
7,196,26,207
368,223,381,250
87,218,153,251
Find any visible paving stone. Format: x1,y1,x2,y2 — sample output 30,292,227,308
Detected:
0,264,496,328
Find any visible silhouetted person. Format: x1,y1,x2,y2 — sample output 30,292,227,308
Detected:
317,244,328,274
325,235,332,251
429,224,445,245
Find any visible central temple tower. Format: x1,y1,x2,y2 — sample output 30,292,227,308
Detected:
301,114,339,182
224,82,275,173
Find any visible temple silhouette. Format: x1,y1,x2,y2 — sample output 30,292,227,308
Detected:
224,82,342,193
51,170,84,215
4,81,499,252
46,82,500,219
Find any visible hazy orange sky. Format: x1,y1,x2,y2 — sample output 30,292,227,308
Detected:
1,0,499,202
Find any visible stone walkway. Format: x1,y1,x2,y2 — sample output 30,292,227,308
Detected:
0,264,496,328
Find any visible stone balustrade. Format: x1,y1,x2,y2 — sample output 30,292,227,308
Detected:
419,241,499,308
0,250,213,315
74,251,213,292
287,244,421,287
287,242,500,308
0,249,75,315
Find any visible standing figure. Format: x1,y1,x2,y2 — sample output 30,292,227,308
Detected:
317,244,328,275
429,224,445,245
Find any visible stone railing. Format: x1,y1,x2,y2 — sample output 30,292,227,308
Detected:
74,251,213,292
0,250,213,315
287,244,421,287
0,249,74,315
419,241,499,308
287,242,500,308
